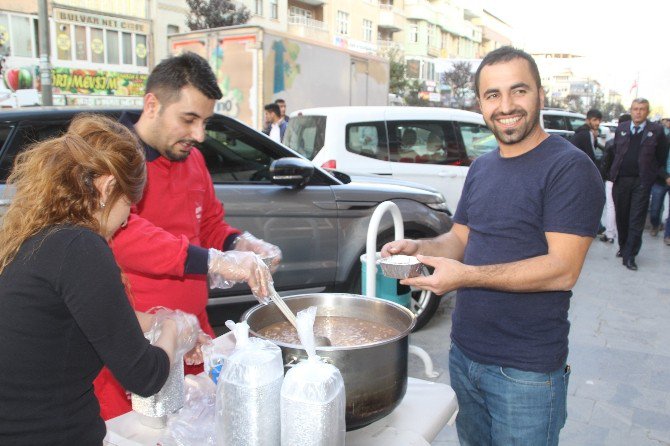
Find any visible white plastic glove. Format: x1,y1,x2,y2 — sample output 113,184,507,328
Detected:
207,248,272,304
232,231,282,273
148,307,201,364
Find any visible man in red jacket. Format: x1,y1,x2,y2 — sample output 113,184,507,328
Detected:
95,52,282,419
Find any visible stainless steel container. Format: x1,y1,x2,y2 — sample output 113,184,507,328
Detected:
242,293,415,430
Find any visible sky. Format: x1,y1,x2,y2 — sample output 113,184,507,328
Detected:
483,0,670,117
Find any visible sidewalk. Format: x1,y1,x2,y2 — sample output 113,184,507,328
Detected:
408,232,670,445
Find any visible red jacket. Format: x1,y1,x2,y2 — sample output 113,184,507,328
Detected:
95,113,240,420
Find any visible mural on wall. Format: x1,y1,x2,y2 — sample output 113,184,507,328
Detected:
266,39,300,95
211,36,254,124
51,68,147,96
3,66,36,91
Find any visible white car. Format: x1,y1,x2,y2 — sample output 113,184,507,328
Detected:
283,106,496,212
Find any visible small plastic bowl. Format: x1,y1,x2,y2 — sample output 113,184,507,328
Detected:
379,255,424,279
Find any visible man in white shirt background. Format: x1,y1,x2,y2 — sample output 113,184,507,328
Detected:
263,103,287,143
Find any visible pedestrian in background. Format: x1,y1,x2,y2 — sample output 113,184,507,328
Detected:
599,113,631,244
382,46,604,446
263,102,287,143
275,98,289,123
649,118,670,240
572,108,602,164
609,99,669,270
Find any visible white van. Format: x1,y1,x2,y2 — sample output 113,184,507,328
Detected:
283,106,496,211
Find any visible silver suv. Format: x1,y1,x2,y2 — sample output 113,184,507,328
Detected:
0,107,453,329
540,108,586,138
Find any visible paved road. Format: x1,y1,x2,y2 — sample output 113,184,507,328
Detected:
406,231,670,445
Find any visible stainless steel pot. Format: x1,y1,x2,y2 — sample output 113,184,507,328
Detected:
242,293,416,430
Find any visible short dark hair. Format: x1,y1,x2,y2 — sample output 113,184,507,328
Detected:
274,98,285,105
145,52,222,104
264,103,281,116
618,113,631,123
586,109,603,120
474,46,541,97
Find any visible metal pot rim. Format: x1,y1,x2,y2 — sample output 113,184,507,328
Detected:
242,293,416,351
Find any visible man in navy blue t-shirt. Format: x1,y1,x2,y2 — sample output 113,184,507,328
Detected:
382,47,604,445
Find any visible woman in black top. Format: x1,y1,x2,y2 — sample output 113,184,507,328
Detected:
0,115,199,445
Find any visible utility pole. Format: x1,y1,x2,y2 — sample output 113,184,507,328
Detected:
38,0,53,105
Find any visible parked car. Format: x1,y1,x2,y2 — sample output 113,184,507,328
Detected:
540,108,586,139
283,106,497,212
0,107,453,330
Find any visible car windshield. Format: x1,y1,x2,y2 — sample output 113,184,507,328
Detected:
283,115,326,160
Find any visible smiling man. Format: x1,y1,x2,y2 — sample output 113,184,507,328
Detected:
382,47,605,445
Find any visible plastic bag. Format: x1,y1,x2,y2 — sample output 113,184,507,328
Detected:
158,374,217,446
280,306,346,446
201,330,236,384
215,320,284,446
131,307,201,428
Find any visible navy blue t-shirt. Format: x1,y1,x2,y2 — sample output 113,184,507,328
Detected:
452,135,605,373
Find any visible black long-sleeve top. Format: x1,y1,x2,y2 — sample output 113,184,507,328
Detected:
0,226,170,445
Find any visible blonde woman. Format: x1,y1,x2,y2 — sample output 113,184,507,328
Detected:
0,115,200,445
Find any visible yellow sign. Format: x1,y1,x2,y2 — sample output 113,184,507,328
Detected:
0,25,8,47
52,67,147,96
136,43,146,59
57,33,71,51
91,38,104,54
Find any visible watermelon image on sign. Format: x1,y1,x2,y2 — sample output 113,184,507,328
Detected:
3,68,33,91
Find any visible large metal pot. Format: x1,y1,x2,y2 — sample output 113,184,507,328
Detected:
242,293,416,430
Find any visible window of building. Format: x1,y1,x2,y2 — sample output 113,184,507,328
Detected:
0,13,39,58
90,28,104,64
255,0,263,16
270,0,278,19
106,30,119,65
167,24,179,35
122,32,133,64
409,24,418,43
363,19,373,42
289,6,312,19
74,26,87,60
56,22,72,60
9,15,32,57
427,23,435,47
337,11,349,35
135,34,147,67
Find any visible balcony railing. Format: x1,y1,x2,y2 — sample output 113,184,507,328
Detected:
287,15,327,31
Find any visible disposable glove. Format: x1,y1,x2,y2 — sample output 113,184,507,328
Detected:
208,248,272,304
232,231,282,273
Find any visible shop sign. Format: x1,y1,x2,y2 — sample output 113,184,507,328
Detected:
53,7,149,34
0,25,9,47
52,68,147,96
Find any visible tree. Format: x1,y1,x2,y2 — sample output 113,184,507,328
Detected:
602,102,626,122
383,47,409,97
441,61,473,109
186,0,250,30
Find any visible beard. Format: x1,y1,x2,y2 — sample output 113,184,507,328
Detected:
161,140,200,162
485,98,542,146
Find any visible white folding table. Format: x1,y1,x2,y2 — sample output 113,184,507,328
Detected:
104,377,457,446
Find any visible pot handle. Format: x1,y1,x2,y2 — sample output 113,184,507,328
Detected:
409,344,440,378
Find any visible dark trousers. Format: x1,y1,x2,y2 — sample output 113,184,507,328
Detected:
613,176,650,261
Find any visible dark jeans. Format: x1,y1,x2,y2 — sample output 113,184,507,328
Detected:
613,176,650,261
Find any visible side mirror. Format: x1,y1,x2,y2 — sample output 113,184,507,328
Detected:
270,157,314,188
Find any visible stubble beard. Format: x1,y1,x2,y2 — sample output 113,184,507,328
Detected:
487,100,542,146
